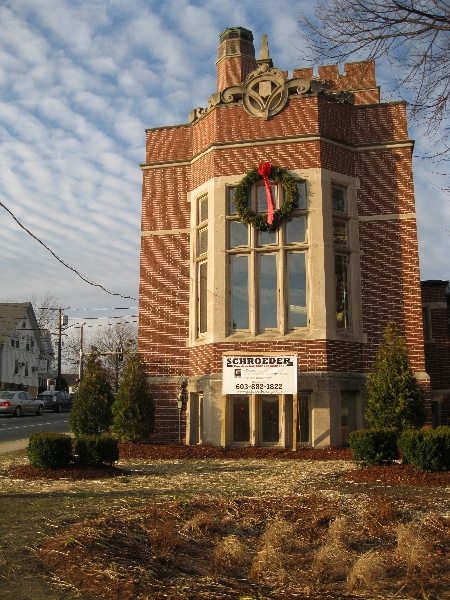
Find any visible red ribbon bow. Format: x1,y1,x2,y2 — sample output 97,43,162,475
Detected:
258,161,274,225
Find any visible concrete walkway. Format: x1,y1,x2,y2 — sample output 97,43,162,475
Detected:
0,439,28,454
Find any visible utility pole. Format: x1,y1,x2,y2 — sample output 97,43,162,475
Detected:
40,306,69,391
78,322,85,382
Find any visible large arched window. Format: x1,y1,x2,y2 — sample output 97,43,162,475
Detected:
226,180,308,335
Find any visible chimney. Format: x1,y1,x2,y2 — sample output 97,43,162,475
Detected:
216,27,257,92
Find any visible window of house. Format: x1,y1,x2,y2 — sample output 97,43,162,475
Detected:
14,360,19,375
10,337,14,347
24,363,29,377
227,180,308,334
297,393,311,445
15,337,20,348
195,194,208,337
26,338,30,351
422,307,432,342
30,338,35,350
332,185,350,330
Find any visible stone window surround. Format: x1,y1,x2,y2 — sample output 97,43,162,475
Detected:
226,180,309,335
188,168,363,347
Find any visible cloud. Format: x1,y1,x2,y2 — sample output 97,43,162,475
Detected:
0,0,447,324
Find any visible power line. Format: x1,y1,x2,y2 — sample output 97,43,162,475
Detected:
0,200,137,300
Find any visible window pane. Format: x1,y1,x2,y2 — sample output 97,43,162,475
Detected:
261,395,279,443
257,184,277,213
287,216,306,244
333,219,348,247
288,252,307,328
332,185,346,213
298,394,310,444
230,221,248,248
257,229,277,246
198,261,207,334
231,255,249,329
228,187,237,215
297,182,306,210
259,254,277,329
335,254,349,329
233,396,250,442
198,227,208,255
198,195,208,223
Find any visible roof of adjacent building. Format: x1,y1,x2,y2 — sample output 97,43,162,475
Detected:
0,303,53,356
0,302,32,345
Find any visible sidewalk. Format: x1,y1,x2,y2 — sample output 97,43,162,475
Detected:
0,439,28,454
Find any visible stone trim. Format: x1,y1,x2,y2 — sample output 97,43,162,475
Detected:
140,135,414,171
141,229,190,236
358,213,416,221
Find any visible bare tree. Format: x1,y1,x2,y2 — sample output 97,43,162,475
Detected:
31,293,63,332
299,1,450,138
83,320,137,392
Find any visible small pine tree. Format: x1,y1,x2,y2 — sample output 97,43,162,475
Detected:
70,348,115,436
365,321,426,431
111,351,155,442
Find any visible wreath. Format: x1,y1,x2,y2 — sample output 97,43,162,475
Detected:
233,163,299,232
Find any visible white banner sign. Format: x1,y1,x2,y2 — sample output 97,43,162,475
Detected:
222,355,298,395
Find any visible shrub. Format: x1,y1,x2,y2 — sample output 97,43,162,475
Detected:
349,428,399,465
365,321,426,431
112,351,155,442
27,431,73,469
399,427,450,471
70,348,115,436
75,434,119,466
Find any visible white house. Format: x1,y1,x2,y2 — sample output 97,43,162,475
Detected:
0,303,54,396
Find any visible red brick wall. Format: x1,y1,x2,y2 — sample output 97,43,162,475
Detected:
139,57,428,441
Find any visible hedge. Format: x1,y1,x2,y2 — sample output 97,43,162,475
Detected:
75,435,119,466
349,428,399,465
27,431,73,469
399,427,450,471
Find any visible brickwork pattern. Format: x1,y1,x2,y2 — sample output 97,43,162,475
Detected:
139,48,428,442
421,283,450,391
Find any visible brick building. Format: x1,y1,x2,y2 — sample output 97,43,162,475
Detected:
421,280,450,426
138,27,429,447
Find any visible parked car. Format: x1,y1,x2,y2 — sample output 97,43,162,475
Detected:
0,390,45,417
37,390,72,412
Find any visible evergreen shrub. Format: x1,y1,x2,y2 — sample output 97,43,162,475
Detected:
112,351,155,442
27,431,73,469
349,428,399,465
70,348,115,437
75,435,119,466
366,321,426,431
399,427,450,471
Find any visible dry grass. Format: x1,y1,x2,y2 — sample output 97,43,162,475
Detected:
2,451,450,599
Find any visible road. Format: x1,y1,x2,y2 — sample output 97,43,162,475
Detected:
0,411,71,444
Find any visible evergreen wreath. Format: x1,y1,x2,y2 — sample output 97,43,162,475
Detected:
233,165,299,231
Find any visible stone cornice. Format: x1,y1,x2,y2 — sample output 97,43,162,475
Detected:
140,134,414,170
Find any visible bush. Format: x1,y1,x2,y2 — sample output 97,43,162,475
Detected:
365,322,426,431
349,428,399,465
75,435,119,466
70,348,115,436
112,351,155,442
399,427,450,471
27,431,73,469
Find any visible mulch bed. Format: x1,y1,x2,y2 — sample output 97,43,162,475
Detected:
8,444,450,486
341,462,450,486
118,443,354,460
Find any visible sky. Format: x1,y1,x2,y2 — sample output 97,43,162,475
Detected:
0,0,449,340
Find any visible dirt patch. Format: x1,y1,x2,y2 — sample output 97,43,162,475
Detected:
341,462,450,487
9,464,128,480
